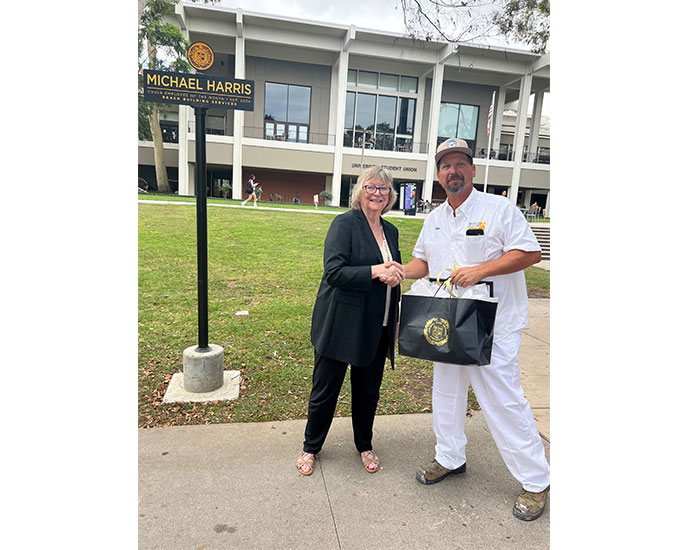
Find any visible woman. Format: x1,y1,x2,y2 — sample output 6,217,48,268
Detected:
241,174,259,207
297,166,404,476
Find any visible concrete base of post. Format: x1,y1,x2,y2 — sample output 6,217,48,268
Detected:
183,343,224,392
162,344,241,404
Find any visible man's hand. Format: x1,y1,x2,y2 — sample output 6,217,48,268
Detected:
402,257,429,281
375,261,405,287
450,265,486,287
450,250,541,287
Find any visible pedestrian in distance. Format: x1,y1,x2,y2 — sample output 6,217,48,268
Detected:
241,174,259,207
401,138,550,521
297,166,404,477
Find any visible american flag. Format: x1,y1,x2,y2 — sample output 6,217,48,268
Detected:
487,103,494,134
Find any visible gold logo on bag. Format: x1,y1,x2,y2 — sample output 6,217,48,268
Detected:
424,318,450,346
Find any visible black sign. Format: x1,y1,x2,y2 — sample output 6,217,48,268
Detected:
143,69,254,111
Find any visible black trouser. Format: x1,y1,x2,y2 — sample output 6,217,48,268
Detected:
303,330,388,454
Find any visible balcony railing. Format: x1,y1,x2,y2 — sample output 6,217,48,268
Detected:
159,122,546,163
244,126,335,146
345,135,429,154
186,122,231,137
496,151,550,164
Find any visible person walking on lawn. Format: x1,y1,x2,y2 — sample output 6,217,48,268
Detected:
241,174,259,207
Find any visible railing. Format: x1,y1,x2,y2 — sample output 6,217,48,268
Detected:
345,138,429,154
497,150,550,165
243,126,335,146
186,122,232,137
261,193,316,205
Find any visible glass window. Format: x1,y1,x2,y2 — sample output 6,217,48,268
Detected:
358,71,378,88
355,93,376,131
298,126,308,143
345,92,355,129
376,96,397,134
396,98,415,135
264,82,287,121
160,121,178,143
264,82,312,142
379,73,399,91
206,115,225,136
438,102,460,138
375,96,397,151
344,72,419,151
395,137,412,152
400,76,418,93
458,105,478,141
347,69,357,86
437,102,479,152
287,86,311,124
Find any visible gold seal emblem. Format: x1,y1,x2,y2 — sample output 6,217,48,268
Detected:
187,42,214,71
424,318,450,347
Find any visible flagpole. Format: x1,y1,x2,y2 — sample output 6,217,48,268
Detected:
483,91,495,193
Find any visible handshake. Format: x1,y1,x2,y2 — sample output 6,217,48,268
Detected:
373,261,405,287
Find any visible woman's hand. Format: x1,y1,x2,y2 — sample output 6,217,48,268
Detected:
374,261,405,287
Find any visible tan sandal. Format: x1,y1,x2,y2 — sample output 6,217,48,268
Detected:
360,450,380,473
297,451,315,476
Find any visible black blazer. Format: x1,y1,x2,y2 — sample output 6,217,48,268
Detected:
310,209,402,368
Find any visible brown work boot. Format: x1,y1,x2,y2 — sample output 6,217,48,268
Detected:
415,459,466,485
512,486,550,521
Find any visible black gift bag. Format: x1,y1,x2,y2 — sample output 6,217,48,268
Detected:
398,282,498,366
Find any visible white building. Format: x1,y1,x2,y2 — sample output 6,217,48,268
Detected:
138,2,550,212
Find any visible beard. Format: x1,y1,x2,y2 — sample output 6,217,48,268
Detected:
444,175,465,194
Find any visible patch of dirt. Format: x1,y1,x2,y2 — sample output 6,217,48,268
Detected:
528,289,550,298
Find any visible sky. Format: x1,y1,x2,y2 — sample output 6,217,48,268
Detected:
217,0,549,116
217,0,527,48
218,0,409,34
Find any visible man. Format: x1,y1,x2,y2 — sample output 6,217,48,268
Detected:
403,138,550,521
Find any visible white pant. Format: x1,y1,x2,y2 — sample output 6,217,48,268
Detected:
432,330,550,492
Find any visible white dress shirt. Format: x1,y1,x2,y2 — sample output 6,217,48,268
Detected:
412,189,541,341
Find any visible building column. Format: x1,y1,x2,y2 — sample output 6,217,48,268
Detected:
331,41,351,207
175,14,192,197
413,75,427,154
508,72,533,204
491,85,507,157
232,9,245,200
422,62,444,203
178,106,191,196
544,190,550,218
527,90,544,162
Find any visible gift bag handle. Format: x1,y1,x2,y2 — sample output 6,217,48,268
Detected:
428,272,494,298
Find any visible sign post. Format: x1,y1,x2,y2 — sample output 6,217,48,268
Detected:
194,105,209,352
144,42,254,398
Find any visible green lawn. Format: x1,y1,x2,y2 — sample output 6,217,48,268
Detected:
139,201,549,428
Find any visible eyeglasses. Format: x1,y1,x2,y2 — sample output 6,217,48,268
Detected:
363,185,391,195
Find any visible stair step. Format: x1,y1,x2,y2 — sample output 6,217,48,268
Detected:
529,224,550,260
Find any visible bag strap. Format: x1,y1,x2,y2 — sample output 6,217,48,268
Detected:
428,267,494,298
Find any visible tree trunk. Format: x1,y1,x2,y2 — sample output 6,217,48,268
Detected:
149,105,171,193
147,40,171,193
138,0,148,22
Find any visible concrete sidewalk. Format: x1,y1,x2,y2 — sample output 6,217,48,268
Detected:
139,412,549,550
139,298,550,549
